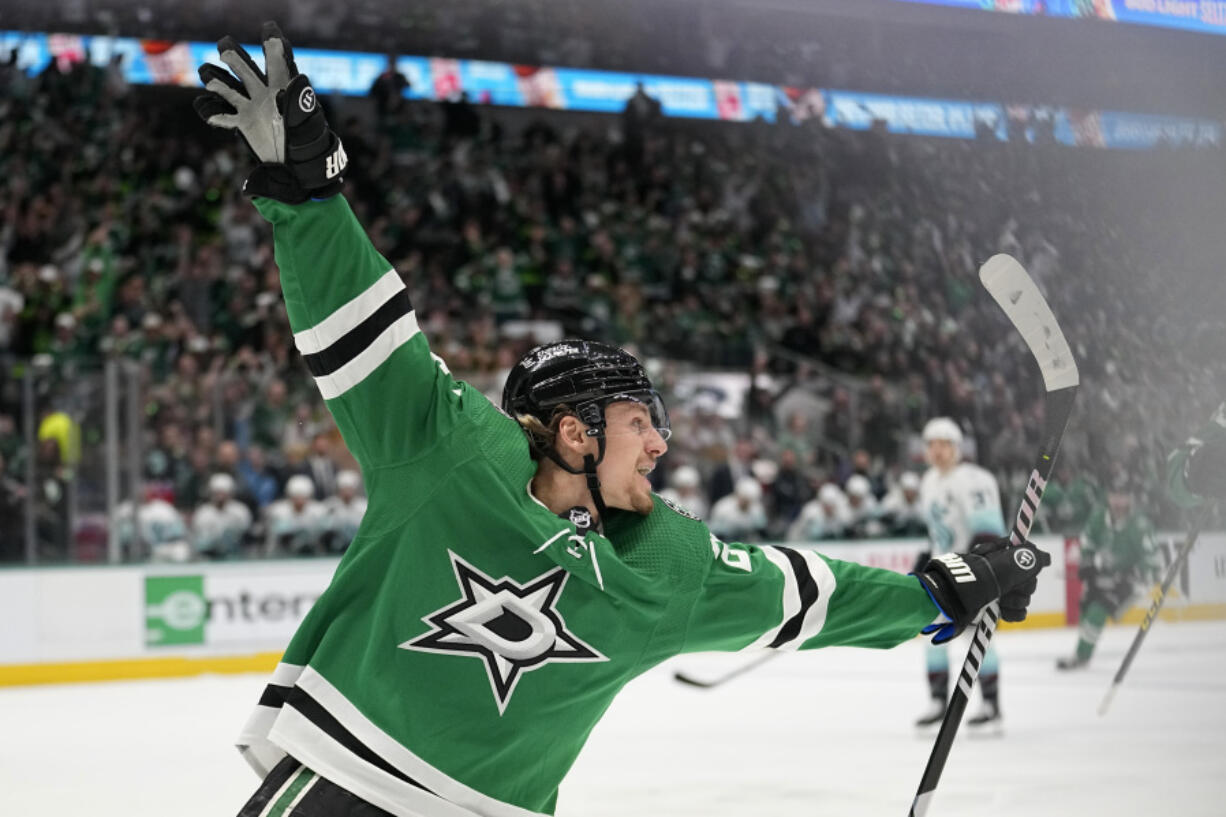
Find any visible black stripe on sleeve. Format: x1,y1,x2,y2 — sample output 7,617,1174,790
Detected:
283,686,436,795
768,547,820,649
258,683,293,709
301,290,413,378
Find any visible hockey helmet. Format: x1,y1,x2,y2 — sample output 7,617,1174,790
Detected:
922,417,964,445
671,465,701,490
845,474,872,498
734,476,763,502
337,470,361,491
208,472,236,496
502,340,670,445
286,474,315,500
502,340,670,521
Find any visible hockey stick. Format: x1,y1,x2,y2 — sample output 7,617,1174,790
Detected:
909,254,1079,817
673,651,779,689
1098,503,1213,716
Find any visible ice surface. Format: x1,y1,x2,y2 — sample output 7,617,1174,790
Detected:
2,622,1224,816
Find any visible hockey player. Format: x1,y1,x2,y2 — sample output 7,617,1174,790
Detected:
192,472,254,559
707,475,768,542
1056,470,1159,670
843,474,886,539
881,471,926,536
1167,401,1226,509
785,482,851,542
656,464,709,521
115,485,190,562
916,417,1008,730
264,474,327,556
196,26,1050,817
322,469,367,553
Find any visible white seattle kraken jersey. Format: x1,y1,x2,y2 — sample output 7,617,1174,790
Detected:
919,462,1006,554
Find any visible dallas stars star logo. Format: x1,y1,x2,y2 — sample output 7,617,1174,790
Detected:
400,551,606,714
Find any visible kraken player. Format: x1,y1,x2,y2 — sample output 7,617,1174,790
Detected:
196,26,1048,817
916,417,1008,730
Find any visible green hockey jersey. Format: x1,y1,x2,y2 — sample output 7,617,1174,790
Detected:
1081,506,1159,582
237,196,941,817
1167,401,1226,509
1042,474,1100,536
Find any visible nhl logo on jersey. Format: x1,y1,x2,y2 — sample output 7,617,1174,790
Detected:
659,495,700,521
400,551,607,714
565,506,593,532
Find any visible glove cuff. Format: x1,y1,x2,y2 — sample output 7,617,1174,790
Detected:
915,574,962,644
243,164,342,205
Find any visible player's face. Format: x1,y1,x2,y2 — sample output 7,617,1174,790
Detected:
1108,490,1132,519
596,401,669,515
925,439,958,472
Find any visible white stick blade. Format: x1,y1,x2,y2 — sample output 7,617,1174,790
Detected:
979,254,1080,392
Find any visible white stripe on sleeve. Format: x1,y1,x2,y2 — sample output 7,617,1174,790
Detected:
313,312,420,400
743,546,800,651
293,269,405,355
792,549,837,646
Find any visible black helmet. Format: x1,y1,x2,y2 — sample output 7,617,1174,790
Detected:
502,340,670,523
502,340,669,442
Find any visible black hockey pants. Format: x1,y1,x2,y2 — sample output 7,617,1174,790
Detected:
236,755,393,817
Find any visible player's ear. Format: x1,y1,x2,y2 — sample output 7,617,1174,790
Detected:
555,415,590,452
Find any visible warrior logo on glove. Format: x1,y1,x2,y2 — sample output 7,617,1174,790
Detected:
193,22,346,204
915,536,1050,644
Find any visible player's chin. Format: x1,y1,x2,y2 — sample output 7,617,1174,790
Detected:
629,488,655,516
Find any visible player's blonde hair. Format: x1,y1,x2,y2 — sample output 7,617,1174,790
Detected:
516,404,576,461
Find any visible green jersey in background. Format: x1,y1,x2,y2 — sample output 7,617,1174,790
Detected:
1167,401,1226,509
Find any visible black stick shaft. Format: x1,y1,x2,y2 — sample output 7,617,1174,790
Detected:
1099,504,1213,715
909,386,1077,817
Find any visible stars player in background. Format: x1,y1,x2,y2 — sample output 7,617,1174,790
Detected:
195,25,1050,817
1056,468,1159,670
916,417,1008,730
1167,401,1226,512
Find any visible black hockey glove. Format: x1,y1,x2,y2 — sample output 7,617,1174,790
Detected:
193,22,347,204
1185,438,1226,500
915,537,1050,645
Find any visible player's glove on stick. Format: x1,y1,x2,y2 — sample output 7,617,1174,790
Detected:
193,21,347,204
914,537,1050,644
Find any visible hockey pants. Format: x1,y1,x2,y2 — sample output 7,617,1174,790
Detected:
237,755,393,817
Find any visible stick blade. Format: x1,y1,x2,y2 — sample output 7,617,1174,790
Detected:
979,254,1080,392
1098,685,1118,717
672,672,716,689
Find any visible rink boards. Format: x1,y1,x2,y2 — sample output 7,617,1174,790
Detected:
2,532,1224,686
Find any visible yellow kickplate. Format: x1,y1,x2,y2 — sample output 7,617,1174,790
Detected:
0,651,282,687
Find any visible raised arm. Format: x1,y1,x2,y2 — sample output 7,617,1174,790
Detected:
195,24,476,471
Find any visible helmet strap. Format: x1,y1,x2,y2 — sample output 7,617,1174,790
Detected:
538,429,609,527
582,442,609,526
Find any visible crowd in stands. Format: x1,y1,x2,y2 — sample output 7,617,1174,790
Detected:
1,43,1222,562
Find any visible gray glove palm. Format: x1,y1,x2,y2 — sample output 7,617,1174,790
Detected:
199,28,295,162
194,22,346,204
